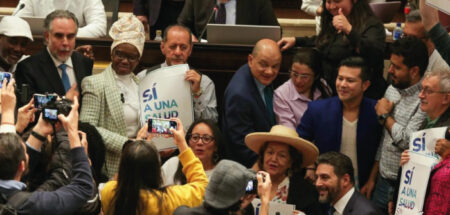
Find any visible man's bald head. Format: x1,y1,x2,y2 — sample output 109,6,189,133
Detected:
248,39,282,86
251,39,281,58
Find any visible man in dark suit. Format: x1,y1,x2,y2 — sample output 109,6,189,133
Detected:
316,152,382,215
177,0,279,40
133,0,185,40
297,57,381,191
15,10,93,106
222,39,281,167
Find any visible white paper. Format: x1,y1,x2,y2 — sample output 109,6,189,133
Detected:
395,152,439,215
138,64,194,150
251,199,297,215
409,127,447,158
426,0,450,15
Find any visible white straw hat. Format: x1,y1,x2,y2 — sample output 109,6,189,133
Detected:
245,125,319,167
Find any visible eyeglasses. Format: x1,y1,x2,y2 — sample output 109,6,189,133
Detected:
420,87,447,96
188,134,214,144
113,50,139,63
290,70,313,80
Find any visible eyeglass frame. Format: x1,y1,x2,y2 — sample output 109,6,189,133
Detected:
290,69,314,80
419,87,449,96
187,133,215,144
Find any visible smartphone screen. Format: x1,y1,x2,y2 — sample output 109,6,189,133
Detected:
148,118,178,134
0,72,12,88
34,94,57,109
245,179,258,194
43,108,58,121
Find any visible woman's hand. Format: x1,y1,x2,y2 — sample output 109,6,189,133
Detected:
170,118,188,152
277,37,296,52
332,8,352,34
400,150,410,166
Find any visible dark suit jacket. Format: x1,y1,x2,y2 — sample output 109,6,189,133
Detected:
222,64,274,167
133,0,161,26
342,191,382,215
178,0,279,38
15,49,93,106
297,97,382,187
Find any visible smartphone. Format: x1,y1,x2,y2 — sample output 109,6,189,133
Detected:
0,72,12,88
245,178,258,194
148,118,178,135
33,93,57,109
43,108,59,122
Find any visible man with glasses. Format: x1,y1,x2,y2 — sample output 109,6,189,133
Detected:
418,68,450,129
15,10,93,107
137,24,218,122
297,56,381,192
368,36,428,213
403,10,449,72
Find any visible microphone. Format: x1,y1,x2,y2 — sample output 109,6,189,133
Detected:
13,3,25,16
198,6,218,41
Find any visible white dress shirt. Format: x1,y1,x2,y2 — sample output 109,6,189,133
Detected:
332,187,355,215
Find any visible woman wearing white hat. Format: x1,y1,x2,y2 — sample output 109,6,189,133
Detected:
80,15,146,178
245,125,322,214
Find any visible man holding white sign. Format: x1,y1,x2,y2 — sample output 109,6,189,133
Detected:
137,24,218,123
393,68,450,214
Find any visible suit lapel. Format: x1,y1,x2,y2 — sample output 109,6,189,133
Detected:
103,66,127,135
40,50,66,95
342,191,358,214
71,53,83,92
245,66,271,125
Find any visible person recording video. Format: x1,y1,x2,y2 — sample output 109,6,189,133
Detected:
174,160,272,215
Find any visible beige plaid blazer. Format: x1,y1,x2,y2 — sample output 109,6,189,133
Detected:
80,65,138,178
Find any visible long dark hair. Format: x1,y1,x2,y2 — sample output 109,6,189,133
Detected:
173,119,227,184
317,0,375,47
292,49,332,99
110,140,167,215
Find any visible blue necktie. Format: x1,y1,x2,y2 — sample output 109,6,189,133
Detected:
263,86,275,125
328,206,336,215
216,3,226,24
59,63,71,92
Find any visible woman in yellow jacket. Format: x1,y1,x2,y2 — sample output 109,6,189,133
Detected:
101,119,208,215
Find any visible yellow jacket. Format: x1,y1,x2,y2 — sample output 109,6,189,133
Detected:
101,148,208,215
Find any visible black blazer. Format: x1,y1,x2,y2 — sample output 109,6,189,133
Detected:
178,0,279,38
15,49,93,106
222,64,275,167
342,191,382,215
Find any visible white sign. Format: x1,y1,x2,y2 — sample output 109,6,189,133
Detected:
251,199,298,215
395,127,447,215
409,127,447,158
426,0,450,15
395,152,438,215
139,64,194,150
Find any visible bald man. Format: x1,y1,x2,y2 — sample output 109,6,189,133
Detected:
222,39,281,167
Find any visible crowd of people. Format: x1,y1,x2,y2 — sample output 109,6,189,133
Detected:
0,0,450,214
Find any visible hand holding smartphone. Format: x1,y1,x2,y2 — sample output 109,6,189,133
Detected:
0,72,12,88
147,118,178,135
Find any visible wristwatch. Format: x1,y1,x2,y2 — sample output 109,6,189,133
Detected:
378,113,389,125
192,87,203,98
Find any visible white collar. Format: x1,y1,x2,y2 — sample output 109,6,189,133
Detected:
333,187,355,214
47,47,73,68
